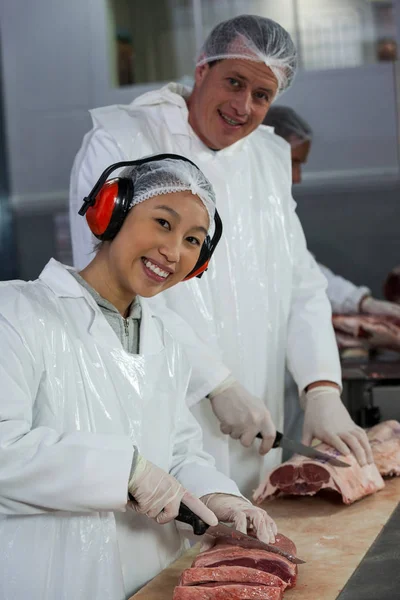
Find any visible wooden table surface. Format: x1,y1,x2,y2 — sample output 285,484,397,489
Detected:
131,478,400,600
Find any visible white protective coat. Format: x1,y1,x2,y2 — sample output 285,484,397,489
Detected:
0,259,239,600
70,83,341,495
318,263,370,314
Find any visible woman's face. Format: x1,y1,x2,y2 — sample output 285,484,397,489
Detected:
106,191,209,298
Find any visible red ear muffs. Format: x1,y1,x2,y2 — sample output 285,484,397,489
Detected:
78,154,223,277
85,178,133,241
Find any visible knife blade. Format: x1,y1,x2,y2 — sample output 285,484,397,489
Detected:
176,502,305,565
204,522,305,564
257,431,350,467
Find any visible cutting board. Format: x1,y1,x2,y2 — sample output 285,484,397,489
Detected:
131,478,400,600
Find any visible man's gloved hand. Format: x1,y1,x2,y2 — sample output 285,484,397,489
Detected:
128,454,218,526
209,379,276,455
360,296,400,319
302,386,373,467
200,493,278,550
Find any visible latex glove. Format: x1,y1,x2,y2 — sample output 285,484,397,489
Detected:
128,454,218,526
302,386,373,466
360,296,400,319
200,493,277,550
209,380,276,454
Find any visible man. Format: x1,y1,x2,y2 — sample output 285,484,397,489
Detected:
264,105,400,446
70,15,372,495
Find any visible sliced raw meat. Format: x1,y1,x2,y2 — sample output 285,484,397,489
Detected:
367,420,400,477
173,584,283,599
332,314,400,351
179,566,287,589
191,540,297,588
253,443,384,505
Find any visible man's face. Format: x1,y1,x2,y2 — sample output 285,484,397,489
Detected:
188,59,279,150
290,139,311,184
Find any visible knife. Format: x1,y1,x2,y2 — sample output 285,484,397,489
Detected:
176,502,305,565
257,431,350,467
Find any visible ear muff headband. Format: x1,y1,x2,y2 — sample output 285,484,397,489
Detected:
78,153,222,280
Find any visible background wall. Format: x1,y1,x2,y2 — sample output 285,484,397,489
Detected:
0,0,399,288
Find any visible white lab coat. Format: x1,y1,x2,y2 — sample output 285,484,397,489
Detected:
0,259,240,600
69,83,341,496
282,263,370,454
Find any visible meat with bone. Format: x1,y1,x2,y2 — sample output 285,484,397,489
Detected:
179,566,287,589
173,584,283,599
332,314,400,351
253,444,384,505
367,420,400,477
191,536,297,588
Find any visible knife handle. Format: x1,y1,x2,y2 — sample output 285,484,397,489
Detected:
256,430,283,449
176,502,210,536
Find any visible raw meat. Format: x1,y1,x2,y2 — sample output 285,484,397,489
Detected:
173,584,283,599
179,566,287,589
253,443,384,505
332,314,400,351
367,420,400,477
191,538,297,587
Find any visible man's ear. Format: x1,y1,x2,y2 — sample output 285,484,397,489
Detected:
194,63,210,86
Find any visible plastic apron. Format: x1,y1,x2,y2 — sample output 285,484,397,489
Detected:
0,266,189,600
71,84,341,497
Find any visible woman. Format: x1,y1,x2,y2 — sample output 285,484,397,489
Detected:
0,155,277,600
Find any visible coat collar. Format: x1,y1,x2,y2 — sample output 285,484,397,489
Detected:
39,259,164,355
131,82,250,157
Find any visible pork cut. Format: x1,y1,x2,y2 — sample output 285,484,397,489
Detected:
332,314,400,351
253,443,384,505
191,537,297,588
173,584,283,599
367,420,400,476
179,566,287,589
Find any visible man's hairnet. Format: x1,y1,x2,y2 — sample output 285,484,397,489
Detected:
263,106,312,145
121,157,216,233
196,14,298,94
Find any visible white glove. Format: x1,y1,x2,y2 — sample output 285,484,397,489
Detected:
209,380,276,454
302,386,373,466
128,454,218,526
200,493,277,550
360,296,400,319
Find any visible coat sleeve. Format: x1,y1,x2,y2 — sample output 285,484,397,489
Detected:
69,127,126,270
0,312,134,515
286,213,342,393
318,263,370,314
169,377,241,499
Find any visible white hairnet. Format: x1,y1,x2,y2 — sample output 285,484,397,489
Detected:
196,14,297,94
263,106,313,145
121,157,216,234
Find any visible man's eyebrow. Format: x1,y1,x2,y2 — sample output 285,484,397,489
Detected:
154,205,208,236
229,71,275,94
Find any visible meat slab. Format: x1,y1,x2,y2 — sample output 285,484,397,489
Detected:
253,442,384,505
173,585,283,599
191,537,297,588
367,420,400,477
332,314,400,351
179,566,287,589
173,533,297,599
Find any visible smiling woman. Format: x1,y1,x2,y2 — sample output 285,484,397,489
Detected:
79,155,220,316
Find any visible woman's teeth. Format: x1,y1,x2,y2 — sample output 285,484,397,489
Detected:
143,259,169,279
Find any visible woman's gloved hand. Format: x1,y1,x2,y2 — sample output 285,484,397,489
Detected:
199,493,278,550
302,386,373,466
360,296,400,319
209,379,276,454
128,455,218,526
